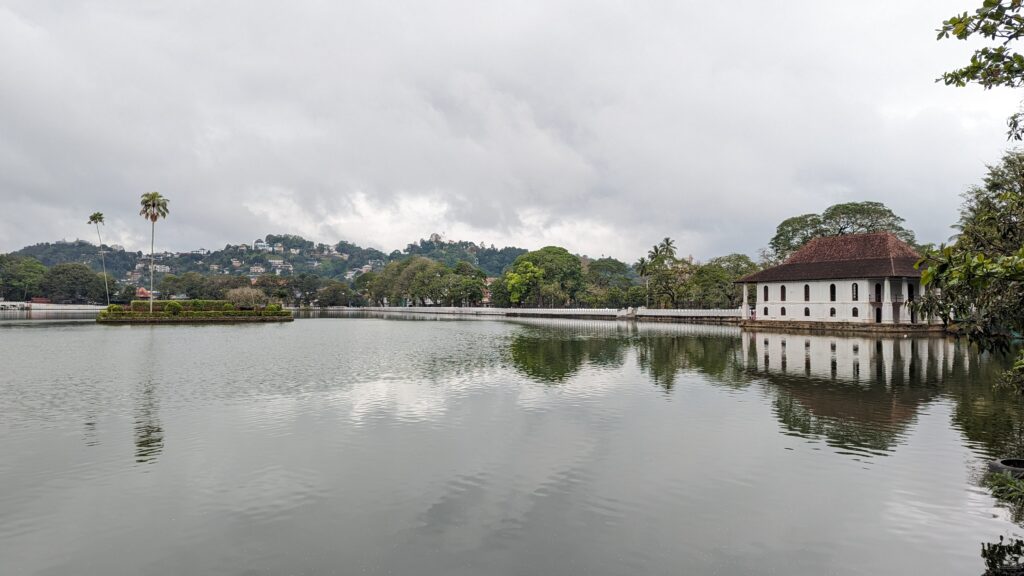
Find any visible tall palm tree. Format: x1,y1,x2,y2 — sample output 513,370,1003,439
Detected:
88,212,110,306
139,192,169,313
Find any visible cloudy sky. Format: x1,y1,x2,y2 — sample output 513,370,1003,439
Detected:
0,0,1017,261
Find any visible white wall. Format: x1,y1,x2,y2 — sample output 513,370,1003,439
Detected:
754,278,924,324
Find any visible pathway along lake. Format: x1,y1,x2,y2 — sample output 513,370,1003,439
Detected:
2,314,1023,575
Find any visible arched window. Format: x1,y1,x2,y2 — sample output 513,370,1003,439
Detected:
829,284,837,302
804,284,810,301
763,307,768,317
780,286,786,301
851,283,859,301
829,307,836,317
852,307,859,318
764,286,768,302
804,307,810,317
780,307,786,316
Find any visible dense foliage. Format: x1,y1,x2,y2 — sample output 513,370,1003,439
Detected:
915,150,1024,388
361,257,486,306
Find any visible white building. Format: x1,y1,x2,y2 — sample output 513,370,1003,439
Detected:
737,232,927,325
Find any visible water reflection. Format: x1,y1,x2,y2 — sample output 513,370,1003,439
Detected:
2,316,1023,576
509,327,628,383
134,331,164,464
505,320,746,390
502,320,1022,461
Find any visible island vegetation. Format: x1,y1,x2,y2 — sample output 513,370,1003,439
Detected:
97,298,292,323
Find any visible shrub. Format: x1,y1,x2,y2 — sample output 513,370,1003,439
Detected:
165,301,184,315
130,300,231,312
107,304,124,313
223,303,235,311
266,303,282,313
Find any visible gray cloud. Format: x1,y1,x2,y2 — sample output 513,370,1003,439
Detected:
0,0,1016,261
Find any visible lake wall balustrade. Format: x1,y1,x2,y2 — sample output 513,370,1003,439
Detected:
343,306,742,322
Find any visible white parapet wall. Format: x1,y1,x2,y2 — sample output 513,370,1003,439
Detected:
636,308,741,318
348,306,742,319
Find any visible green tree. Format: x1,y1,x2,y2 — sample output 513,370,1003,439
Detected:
0,255,46,301
139,192,169,313
289,273,323,306
767,202,917,262
508,246,583,307
87,212,110,306
39,263,104,303
318,281,353,307
915,151,1024,388
505,260,544,306
938,0,1024,140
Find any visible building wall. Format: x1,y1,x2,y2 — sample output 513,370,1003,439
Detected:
754,278,924,324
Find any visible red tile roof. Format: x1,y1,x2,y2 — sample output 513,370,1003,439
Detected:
737,232,922,283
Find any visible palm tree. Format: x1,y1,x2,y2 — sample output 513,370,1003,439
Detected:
88,212,110,306
647,244,663,262
635,256,650,307
659,237,677,259
139,192,169,313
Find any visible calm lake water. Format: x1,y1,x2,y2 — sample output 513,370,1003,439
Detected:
2,314,1023,575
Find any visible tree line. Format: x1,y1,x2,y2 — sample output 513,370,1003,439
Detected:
3,199,931,308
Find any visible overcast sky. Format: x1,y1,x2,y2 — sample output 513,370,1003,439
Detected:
0,0,1018,261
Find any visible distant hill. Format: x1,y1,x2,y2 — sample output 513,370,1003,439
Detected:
12,240,142,278
6,234,527,281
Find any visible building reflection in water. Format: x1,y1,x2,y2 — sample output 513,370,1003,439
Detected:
502,318,1020,461
741,331,991,456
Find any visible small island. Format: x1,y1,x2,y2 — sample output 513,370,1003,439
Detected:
97,299,293,324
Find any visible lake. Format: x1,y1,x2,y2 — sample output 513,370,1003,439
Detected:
1,314,1022,575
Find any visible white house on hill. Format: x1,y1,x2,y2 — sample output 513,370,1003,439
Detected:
736,232,928,325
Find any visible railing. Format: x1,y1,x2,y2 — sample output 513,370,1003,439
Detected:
349,306,742,318
867,295,906,303
636,308,741,318
357,306,619,317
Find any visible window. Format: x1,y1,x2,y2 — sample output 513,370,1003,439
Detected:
829,284,837,302
780,307,786,316
763,307,768,316
852,307,859,318
804,307,810,317
804,284,810,301
829,307,836,317
764,286,768,302
780,286,786,302
851,283,859,301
